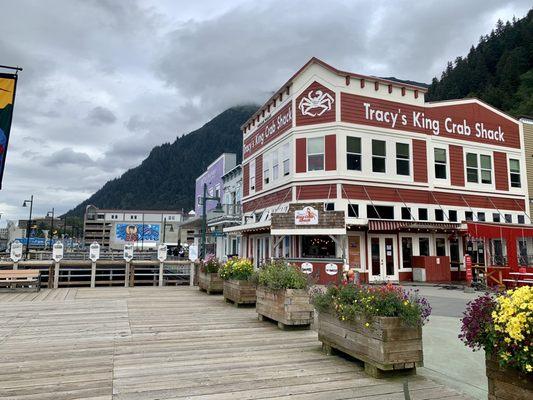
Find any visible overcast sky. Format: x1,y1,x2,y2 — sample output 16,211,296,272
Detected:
0,0,530,226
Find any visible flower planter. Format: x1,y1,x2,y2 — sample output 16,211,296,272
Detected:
486,353,533,400
317,311,423,378
256,286,314,330
223,279,256,306
198,271,223,294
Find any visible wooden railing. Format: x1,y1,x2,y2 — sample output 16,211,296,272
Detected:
0,260,194,288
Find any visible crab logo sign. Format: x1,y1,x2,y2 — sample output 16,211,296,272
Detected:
89,242,100,262
295,206,319,225
298,90,334,117
52,242,64,262
325,263,338,276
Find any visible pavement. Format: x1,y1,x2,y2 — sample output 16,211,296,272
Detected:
403,284,488,400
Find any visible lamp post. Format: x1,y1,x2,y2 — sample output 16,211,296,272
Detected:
199,183,223,260
22,195,34,260
46,208,54,249
162,217,174,244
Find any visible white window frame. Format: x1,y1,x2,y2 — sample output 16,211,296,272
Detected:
395,142,410,176
307,137,325,171
249,160,256,192
372,139,386,174
346,136,362,171
509,158,521,188
434,147,447,180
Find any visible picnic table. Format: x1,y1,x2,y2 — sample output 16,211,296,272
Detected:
504,270,533,287
471,265,508,289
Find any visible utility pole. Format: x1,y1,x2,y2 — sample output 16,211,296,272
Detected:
47,208,54,249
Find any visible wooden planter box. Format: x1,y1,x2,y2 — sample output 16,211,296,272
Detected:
317,311,423,378
256,286,314,329
223,279,256,306
198,271,223,294
486,352,533,400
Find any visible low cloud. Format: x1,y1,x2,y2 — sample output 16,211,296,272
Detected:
86,106,117,126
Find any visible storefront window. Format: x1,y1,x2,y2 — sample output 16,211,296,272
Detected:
450,238,460,269
402,237,413,269
436,238,446,256
307,137,324,171
419,238,430,256
301,235,336,258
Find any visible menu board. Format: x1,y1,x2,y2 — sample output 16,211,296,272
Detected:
348,236,361,269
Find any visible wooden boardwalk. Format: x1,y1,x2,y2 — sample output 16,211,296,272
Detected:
0,287,472,400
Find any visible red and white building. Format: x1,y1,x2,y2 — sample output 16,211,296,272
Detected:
225,58,530,284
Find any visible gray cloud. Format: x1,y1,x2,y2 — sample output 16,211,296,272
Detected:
87,106,117,126
0,0,531,225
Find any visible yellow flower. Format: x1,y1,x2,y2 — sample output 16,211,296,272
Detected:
526,364,532,373
365,322,370,327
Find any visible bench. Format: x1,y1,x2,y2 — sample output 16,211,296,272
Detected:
503,278,533,288
0,270,41,291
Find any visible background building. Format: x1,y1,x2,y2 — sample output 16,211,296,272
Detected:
83,205,185,250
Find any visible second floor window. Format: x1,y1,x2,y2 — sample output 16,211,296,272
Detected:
272,151,279,181
396,143,410,176
283,143,290,176
509,159,521,188
434,148,447,179
307,137,324,171
263,159,269,185
372,140,386,173
466,153,492,184
346,136,361,171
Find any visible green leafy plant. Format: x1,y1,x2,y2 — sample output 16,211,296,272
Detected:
219,257,254,281
311,283,431,327
255,260,308,290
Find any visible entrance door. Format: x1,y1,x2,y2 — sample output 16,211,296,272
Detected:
368,235,398,282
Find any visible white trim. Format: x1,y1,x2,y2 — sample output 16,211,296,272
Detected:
271,228,346,236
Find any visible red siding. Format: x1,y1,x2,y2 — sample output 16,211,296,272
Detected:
341,184,525,211
449,145,465,187
325,134,337,171
295,81,336,126
340,92,520,149
494,151,509,191
242,163,249,197
242,188,292,213
255,154,263,192
412,139,427,183
296,184,337,200
296,138,307,173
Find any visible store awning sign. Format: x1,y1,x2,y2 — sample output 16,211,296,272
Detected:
295,206,319,225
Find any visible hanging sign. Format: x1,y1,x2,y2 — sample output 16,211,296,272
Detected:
10,240,22,262
464,255,473,284
157,244,168,262
188,245,198,262
301,262,313,274
52,242,64,262
89,242,100,262
325,263,339,276
295,206,319,225
123,244,134,262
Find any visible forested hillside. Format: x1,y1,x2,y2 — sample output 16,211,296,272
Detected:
66,105,257,217
427,10,533,116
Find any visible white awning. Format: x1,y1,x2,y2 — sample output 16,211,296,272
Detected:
271,228,346,236
223,221,271,234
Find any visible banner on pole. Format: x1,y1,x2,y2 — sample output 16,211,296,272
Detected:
0,73,18,189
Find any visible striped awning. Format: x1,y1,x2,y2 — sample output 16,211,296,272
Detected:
367,219,462,232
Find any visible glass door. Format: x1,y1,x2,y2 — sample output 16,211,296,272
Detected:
368,235,398,282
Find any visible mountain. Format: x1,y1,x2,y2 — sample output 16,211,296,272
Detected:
66,105,258,217
426,10,533,116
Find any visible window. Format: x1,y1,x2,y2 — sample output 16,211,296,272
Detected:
347,137,361,171
435,209,444,221
434,148,447,179
272,151,279,181
418,208,428,221
282,143,290,176
401,207,411,220
465,211,473,221
505,214,512,223
518,215,525,224
480,155,492,184
302,235,336,258
307,137,324,171
402,237,413,269
493,213,501,223
449,210,457,222
466,153,478,183
477,212,485,222
510,159,521,188
324,203,335,211
436,238,446,256
263,158,270,185
396,143,410,175
347,204,359,218
419,238,430,256
367,205,394,219
249,160,256,191
372,140,386,173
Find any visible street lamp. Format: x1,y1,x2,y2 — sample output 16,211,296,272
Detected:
199,183,224,260
46,208,54,249
22,195,34,260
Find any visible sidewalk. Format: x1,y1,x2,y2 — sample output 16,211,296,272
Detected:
404,284,488,400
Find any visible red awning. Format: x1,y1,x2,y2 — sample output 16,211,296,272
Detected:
367,220,462,232
466,222,533,239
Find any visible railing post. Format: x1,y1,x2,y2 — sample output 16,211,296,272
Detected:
90,261,96,288
159,262,164,287
13,261,18,270
124,262,130,288
189,262,194,287
53,261,60,289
